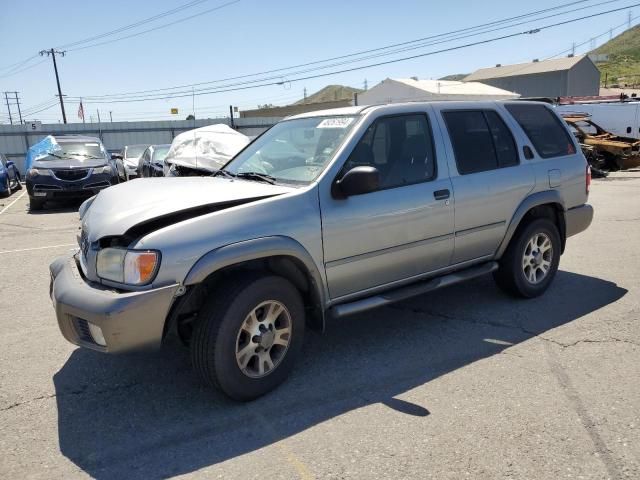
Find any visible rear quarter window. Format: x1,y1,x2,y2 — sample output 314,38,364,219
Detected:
505,104,576,158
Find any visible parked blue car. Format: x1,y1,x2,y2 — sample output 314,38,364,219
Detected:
0,153,22,197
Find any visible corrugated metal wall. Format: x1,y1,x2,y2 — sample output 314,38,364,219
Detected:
0,117,281,173
567,58,601,97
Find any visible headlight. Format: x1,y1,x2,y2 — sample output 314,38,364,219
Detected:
96,248,160,285
92,165,113,175
27,168,51,178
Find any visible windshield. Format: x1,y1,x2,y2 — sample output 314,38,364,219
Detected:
223,115,358,185
38,142,104,160
152,146,170,161
125,145,147,159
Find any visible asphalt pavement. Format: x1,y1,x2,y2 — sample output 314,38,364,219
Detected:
0,173,639,479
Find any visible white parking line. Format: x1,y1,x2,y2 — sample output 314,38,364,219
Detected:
0,190,27,215
0,243,76,255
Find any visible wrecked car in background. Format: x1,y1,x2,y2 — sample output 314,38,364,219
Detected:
562,113,640,171
163,124,250,176
25,135,119,211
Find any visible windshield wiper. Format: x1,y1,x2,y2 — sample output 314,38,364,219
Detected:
64,153,103,160
211,169,236,179
45,152,64,159
236,172,277,184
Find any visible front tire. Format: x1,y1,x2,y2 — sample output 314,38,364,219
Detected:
14,173,22,190
493,218,561,298
191,274,305,401
29,197,45,211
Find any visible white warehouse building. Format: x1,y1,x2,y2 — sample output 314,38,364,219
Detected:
357,77,520,105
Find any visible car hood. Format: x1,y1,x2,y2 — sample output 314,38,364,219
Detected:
82,177,295,241
123,157,140,168
32,158,107,169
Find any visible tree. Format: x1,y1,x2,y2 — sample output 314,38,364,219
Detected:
257,104,274,109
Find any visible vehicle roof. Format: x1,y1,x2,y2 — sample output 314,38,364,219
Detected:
53,135,102,143
285,100,545,120
124,144,149,148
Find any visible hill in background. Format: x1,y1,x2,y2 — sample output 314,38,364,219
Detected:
438,74,469,81
294,85,362,105
591,24,640,85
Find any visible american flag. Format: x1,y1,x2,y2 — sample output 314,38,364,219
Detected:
78,101,84,121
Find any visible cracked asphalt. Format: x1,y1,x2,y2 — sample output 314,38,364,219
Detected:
0,173,639,479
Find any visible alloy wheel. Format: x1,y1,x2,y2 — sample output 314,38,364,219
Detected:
235,300,292,378
522,232,553,284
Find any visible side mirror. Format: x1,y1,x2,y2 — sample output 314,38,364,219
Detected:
6,160,14,167
333,166,380,198
111,153,123,160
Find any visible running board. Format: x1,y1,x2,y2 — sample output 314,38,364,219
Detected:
330,261,499,319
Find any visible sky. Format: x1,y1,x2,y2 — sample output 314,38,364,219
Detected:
0,0,638,124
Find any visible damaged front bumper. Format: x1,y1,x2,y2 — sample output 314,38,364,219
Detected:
50,253,179,353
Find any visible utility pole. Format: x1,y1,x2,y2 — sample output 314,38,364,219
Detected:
96,109,101,123
629,10,633,29
39,49,67,124
571,42,576,56
4,92,12,125
229,105,235,129
109,111,113,122
303,87,307,101
364,79,368,91
13,92,22,124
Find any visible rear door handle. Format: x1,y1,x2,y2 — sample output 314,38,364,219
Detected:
433,189,450,200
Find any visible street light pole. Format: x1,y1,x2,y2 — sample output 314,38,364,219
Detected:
39,49,67,124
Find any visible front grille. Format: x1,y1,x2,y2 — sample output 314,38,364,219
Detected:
73,317,95,345
34,184,61,190
53,169,90,181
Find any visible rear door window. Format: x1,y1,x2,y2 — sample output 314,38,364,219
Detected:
484,111,518,168
443,110,518,174
505,104,576,158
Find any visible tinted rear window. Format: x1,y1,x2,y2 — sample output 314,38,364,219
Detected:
505,104,575,158
443,110,518,175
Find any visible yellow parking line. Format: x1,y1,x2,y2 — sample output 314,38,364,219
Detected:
0,190,27,215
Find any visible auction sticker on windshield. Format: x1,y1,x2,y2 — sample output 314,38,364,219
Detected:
317,117,354,128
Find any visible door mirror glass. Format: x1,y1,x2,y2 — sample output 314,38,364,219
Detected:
333,166,380,198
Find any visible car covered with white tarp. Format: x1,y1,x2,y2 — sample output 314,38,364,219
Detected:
163,124,250,176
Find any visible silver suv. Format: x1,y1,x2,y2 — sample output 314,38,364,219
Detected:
50,101,593,400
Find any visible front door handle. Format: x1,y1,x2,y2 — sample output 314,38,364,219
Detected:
433,189,450,201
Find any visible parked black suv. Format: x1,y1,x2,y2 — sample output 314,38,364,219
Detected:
25,135,119,210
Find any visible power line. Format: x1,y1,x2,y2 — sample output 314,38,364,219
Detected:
72,3,640,105
55,0,213,49
0,54,39,73
67,0,241,52
71,2,640,104
69,0,613,100
0,59,47,79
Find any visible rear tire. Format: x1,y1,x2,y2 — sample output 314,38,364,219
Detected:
1,178,9,198
29,197,45,211
191,274,305,401
493,218,561,298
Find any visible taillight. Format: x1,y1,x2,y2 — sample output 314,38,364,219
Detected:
586,165,591,195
